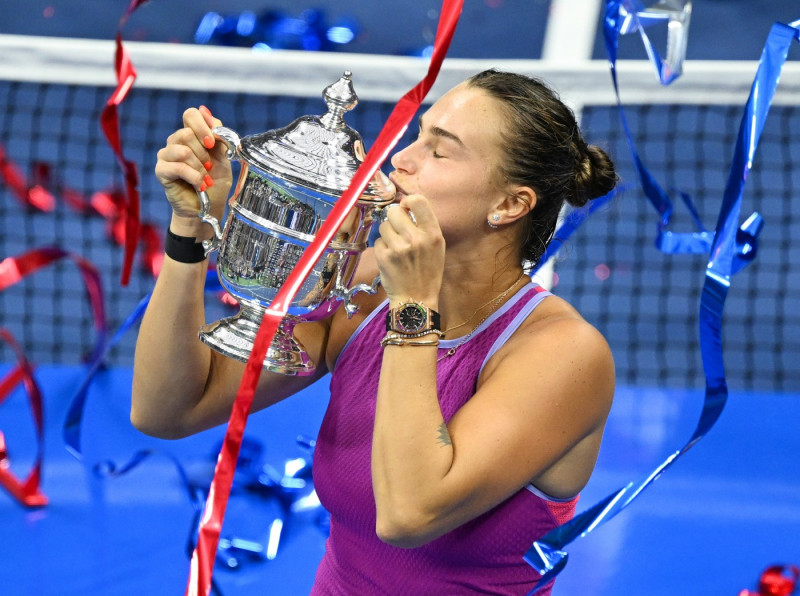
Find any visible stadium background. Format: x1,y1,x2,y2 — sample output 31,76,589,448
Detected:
1,2,798,595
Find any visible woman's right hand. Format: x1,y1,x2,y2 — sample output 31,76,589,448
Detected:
155,105,233,223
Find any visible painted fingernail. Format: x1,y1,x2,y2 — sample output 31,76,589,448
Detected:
203,160,212,171
200,182,207,192
199,105,212,118
204,174,214,188
203,135,214,149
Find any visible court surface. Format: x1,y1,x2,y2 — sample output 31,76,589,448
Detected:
1,365,798,595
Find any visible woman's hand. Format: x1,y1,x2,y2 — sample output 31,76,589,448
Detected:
154,106,233,225
373,194,446,307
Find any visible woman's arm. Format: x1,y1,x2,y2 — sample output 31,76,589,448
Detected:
131,107,330,439
372,308,613,548
370,194,614,548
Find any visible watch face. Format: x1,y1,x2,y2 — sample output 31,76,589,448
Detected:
397,304,427,333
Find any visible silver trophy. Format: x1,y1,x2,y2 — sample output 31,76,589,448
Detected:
196,71,395,375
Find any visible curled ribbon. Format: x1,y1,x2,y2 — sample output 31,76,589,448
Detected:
0,247,106,361
739,564,800,596
62,293,148,459
605,0,721,256
0,330,48,508
91,447,224,596
0,245,111,470
100,0,151,286
0,153,164,277
535,187,621,270
618,0,692,85
63,270,223,458
0,142,56,212
185,2,464,594
524,12,799,591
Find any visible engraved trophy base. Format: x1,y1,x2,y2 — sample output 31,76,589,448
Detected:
198,305,315,376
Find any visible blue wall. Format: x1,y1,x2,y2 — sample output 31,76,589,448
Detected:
0,0,798,60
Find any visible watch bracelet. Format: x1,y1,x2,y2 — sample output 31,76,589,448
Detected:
380,331,441,348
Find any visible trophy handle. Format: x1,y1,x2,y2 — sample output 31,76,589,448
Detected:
339,274,382,318
198,190,223,255
196,126,241,255
335,202,394,317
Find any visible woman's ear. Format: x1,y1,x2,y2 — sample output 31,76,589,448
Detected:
487,186,536,227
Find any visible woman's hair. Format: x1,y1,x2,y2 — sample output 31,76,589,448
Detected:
466,69,618,268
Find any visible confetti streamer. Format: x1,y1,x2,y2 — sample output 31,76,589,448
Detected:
524,14,799,591
185,2,464,594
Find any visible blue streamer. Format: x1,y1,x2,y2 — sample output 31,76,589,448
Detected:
533,187,620,273
604,0,718,256
69,268,233,592
618,0,692,85
63,267,225,458
524,12,799,592
63,293,151,458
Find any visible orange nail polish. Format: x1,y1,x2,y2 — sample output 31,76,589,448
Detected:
199,105,212,118
204,174,214,188
200,182,207,192
203,135,214,149
203,161,212,171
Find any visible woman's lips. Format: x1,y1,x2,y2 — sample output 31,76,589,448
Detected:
389,176,409,200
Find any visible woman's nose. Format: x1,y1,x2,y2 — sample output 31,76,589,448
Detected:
390,143,415,173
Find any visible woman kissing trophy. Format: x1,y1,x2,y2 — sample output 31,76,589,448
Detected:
195,71,395,375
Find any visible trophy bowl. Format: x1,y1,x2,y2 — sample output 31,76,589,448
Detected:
196,71,395,375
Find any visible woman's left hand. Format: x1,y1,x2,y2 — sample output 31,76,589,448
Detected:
373,194,446,308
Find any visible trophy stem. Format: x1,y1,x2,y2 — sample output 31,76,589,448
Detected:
199,304,315,376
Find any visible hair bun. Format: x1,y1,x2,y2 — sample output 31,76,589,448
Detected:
569,145,618,208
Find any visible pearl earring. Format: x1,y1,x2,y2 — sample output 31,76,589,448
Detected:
487,214,500,229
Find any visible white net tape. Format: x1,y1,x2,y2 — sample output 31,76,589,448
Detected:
2,33,800,107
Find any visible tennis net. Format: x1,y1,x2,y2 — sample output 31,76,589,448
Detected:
1,34,798,392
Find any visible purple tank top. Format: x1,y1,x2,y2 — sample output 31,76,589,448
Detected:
311,283,577,595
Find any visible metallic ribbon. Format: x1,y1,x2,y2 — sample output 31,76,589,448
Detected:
62,293,148,459
0,142,56,211
101,0,151,286
185,2,464,594
534,187,621,271
62,188,164,278
739,564,800,596
618,0,692,84
524,12,799,591
0,247,107,468
92,446,225,596
0,143,162,275
64,269,223,458
604,0,716,256
0,330,48,507
188,435,327,571
0,247,106,361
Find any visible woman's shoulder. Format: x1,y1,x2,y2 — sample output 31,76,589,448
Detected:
527,292,611,358
482,290,614,385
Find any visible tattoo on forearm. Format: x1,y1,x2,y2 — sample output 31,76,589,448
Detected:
436,422,452,446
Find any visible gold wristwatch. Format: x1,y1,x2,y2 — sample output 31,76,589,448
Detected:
386,302,441,335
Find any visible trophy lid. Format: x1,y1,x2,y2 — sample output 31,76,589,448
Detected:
237,71,395,203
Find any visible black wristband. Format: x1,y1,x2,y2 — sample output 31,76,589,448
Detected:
164,228,208,263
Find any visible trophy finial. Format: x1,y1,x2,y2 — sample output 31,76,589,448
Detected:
320,71,358,130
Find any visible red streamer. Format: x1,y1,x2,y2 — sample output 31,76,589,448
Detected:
185,2,464,594
0,248,105,338
0,247,110,505
0,143,56,212
0,331,48,508
740,565,799,596
100,0,151,286
100,33,139,287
